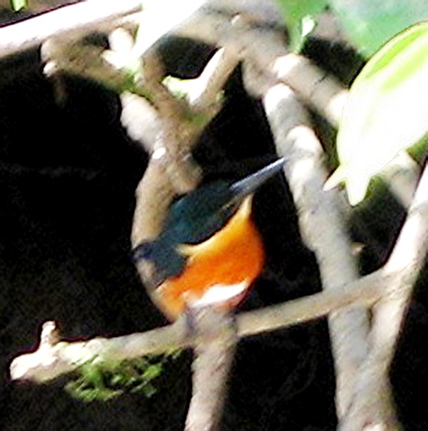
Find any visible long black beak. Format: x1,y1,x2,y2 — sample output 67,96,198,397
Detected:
229,157,287,199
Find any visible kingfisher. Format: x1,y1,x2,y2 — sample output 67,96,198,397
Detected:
132,157,287,321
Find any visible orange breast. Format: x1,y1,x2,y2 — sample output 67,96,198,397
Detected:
153,197,264,320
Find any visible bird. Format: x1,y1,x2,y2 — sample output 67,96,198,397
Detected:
132,157,287,321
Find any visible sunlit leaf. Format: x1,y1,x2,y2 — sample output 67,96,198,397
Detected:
10,0,27,11
329,0,428,57
276,0,328,52
325,22,428,205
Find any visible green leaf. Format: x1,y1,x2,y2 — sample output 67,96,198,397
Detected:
276,0,328,52
325,22,428,205
65,354,170,402
329,0,428,57
142,364,162,380
10,0,27,11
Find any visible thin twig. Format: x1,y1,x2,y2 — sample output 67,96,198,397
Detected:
183,47,239,113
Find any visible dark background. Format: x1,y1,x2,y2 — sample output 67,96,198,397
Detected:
0,9,427,430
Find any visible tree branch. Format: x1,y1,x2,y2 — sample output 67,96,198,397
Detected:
184,308,237,431
130,46,233,288
262,83,371,418
0,0,141,58
10,268,388,384
126,34,238,431
340,162,428,431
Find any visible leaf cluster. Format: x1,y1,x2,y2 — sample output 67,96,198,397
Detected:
277,0,428,57
65,352,180,402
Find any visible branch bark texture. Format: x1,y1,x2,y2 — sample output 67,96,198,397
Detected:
262,83,370,418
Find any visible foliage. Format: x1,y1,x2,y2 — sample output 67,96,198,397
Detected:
325,21,428,205
10,0,27,11
276,0,428,57
275,0,328,52
274,3,428,205
65,353,179,402
329,0,428,57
